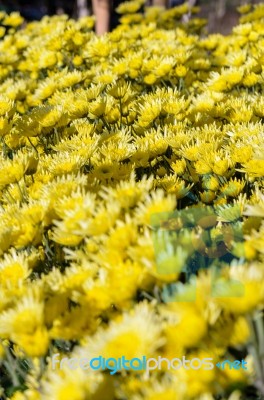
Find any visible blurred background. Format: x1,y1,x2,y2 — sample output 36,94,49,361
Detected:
0,0,262,33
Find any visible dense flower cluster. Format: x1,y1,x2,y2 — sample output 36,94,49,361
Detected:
0,2,263,399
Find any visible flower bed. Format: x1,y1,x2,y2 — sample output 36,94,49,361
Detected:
0,3,263,399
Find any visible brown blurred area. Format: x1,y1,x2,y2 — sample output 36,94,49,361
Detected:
197,0,263,34
0,0,263,33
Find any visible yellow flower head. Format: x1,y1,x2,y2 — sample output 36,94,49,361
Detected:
75,301,164,361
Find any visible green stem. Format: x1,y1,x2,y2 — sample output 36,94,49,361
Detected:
27,137,39,156
179,77,184,92
119,98,123,129
54,128,60,144
16,180,25,201
246,314,264,382
39,356,46,379
101,116,111,132
2,191,15,204
1,136,12,159
4,347,20,387
254,311,264,373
